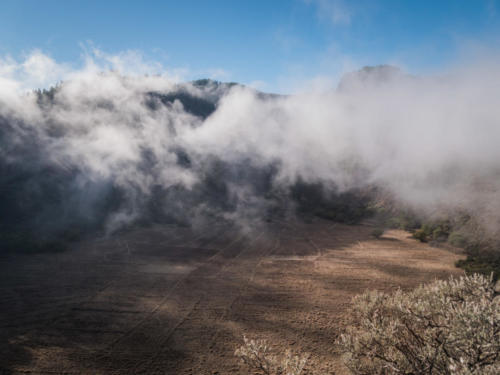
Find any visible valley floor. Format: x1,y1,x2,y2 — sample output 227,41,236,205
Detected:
0,219,463,374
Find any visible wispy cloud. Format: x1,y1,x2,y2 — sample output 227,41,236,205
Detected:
273,28,302,53
305,0,352,26
0,44,191,94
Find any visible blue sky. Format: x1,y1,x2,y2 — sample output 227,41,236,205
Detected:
0,0,499,92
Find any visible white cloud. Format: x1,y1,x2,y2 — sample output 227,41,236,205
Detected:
2,47,500,234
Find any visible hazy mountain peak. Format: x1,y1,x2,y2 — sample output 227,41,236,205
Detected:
337,64,408,92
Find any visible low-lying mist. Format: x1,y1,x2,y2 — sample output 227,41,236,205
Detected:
1,50,499,251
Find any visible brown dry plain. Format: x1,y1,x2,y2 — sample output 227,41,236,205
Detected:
0,219,464,375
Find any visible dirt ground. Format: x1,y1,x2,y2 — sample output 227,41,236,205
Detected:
0,219,464,374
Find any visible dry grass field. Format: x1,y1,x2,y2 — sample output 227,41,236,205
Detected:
0,219,464,374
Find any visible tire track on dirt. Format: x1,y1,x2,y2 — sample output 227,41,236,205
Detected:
89,228,248,373
195,229,284,373
96,226,240,349
127,234,265,373
5,224,230,374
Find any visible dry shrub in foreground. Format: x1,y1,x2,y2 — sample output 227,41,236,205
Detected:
339,273,499,374
235,336,308,375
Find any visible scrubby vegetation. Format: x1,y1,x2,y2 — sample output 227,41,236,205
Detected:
372,204,500,280
371,227,384,239
235,336,308,375
411,220,452,243
338,274,500,374
456,254,500,282
236,274,499,374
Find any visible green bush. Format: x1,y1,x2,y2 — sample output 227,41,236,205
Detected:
456,255,500,282
411,220,452,243
432,220,451,241
448,231,468,248
371,228,384,239
432,227,448,241
413,228,428,242
386,215,421,231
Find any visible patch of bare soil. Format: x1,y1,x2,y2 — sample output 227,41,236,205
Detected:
0,220,463,374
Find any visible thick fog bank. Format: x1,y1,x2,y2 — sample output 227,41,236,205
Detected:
1,52,499,249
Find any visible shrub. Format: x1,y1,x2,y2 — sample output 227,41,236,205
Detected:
413,228,429,242
448,232,468,248
456,255,500,282
411,220,453,243
235,335,308,375
432,227,448,242
432,221,451,241
371,228,384,239
338,274,500,374
386,214,421,231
